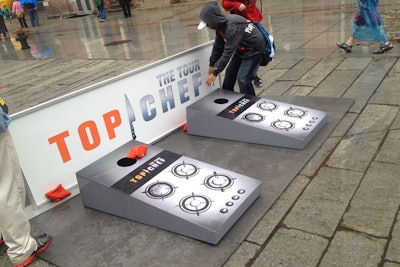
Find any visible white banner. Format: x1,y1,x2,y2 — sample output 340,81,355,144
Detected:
9,43,218,207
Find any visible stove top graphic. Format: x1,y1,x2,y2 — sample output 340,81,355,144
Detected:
76,140,262,245
186,89,328,149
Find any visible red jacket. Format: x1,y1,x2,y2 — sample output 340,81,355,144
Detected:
222,0,263,23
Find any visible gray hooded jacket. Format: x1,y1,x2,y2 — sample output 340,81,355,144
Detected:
199,1,266,76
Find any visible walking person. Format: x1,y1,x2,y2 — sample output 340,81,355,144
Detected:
198,1,267,96
222,0,264,88
95,0,107,22
0,96,52,267
12,0,28,28
20,0,40,27
337,0,393,54
119,0,131,18
0,10,9,39
1,5,12,24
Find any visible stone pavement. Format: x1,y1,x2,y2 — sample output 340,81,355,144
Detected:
1,0,400,266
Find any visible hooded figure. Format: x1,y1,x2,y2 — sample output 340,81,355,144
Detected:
198,1,266,96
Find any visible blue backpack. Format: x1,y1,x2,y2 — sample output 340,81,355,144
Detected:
254,22,276,66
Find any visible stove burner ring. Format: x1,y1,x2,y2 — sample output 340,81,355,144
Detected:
171,162,199,179
285,107,307,118
243,112,264,122
204,173,234,192
179,193,211,215
145,181,175,199
257,101,278,111
272,120,295,131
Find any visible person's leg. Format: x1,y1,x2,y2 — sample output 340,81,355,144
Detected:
337,36,354,53
127,3,131,17
18,18,24,28
373,25,393,54
253,74,262,88
0,130,37,265
33,10,39,26
222,54,241,91
98,5,106,21
28,9,35,26
237,57,261,96
22,16,28,28
101,5,107,20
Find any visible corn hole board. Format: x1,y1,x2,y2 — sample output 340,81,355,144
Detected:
187,89,328,149
76,140,261,245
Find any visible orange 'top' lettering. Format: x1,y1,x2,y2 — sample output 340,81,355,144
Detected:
103,109,121,139
78,120,101,151
48,130,71,163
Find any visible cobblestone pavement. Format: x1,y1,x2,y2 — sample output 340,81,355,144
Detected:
1,0,400,266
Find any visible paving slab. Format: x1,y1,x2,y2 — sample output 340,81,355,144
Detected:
299,136,342,177
223,241,260,267
252,228,328,267
260,80,295,96
341,162,400,237
310,69,362,98
343,58,397,113
329,112,358,137
284,167,364,238
386,212,400,263
320,230,386,267
336,57,373,70
246,175,310,245
296,57,343,87
376,129,400,164
277,59,319,81
369,59,400,106
326,131,386,172
285,85,315,96
348,104,399,135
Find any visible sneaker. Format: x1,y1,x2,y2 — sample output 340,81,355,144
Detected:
253,76,263,88
337,42,352,53
14,233,52,267
373,42,393,54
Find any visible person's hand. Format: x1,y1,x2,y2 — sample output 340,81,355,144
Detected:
239,3,246,11
206,73,217,86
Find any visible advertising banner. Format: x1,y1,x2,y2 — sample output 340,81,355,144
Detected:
9,42,218,207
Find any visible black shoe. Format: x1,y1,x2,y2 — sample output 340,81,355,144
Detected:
253,76,262,88
15,233,52,267
337,42,352,53
373,42,393,54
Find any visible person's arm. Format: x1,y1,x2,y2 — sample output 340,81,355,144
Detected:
212,26,243,76
222,0,245,13
0,99,10,133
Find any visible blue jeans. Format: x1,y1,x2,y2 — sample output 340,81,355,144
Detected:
97,4,107,20
27,8,39,27
222,54,261,96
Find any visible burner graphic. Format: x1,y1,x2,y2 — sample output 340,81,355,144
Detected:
272,119,295,131
204,172,234,192
179,193,212,215
171,162,199,179
144,181,176,199
285,107,307,118
257,101,278,111
243,113,264,122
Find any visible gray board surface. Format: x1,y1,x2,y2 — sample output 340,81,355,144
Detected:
31,95,353,267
